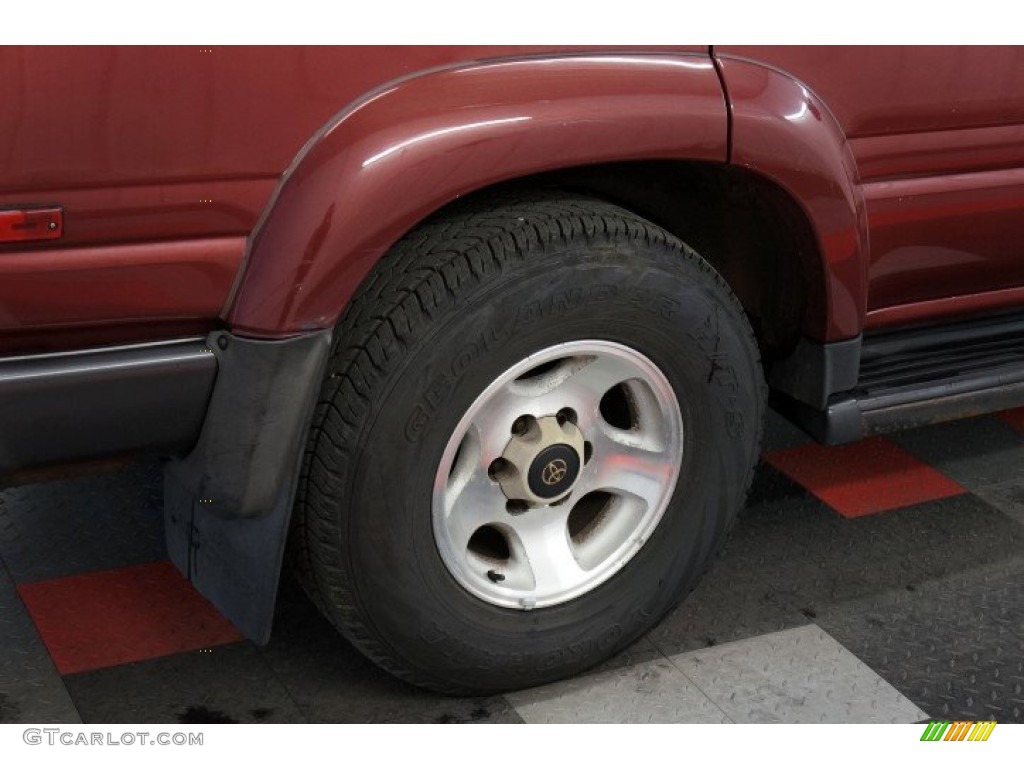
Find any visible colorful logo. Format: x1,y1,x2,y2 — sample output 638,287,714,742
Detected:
921,721,996,742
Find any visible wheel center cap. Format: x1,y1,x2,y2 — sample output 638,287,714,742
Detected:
528,444,581,499
498,415,585,505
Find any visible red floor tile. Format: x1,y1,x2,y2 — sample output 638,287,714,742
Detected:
997,408,1024,434
17,560,243,675
766,437,965,518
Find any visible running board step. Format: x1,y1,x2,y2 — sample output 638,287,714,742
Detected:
781,312,1024,445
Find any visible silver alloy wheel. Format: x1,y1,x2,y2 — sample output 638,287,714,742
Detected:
432,340,684,610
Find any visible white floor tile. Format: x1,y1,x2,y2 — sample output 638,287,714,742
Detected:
507,651,731,724
670,625,929,723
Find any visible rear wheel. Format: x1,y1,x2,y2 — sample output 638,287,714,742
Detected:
289,194,765,693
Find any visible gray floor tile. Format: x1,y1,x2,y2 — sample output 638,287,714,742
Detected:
890,417,1024,491
0,462,164,583
734,490,1024,615
64,643,305,724
972,480,1024,527
671,625,929,723
649,465,816,655
763,408,813,452
0,564,79,724
650,465,1024,658
259,580,522,723
816,558,1024,723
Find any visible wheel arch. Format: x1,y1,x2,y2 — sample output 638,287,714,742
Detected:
226,52,865,353
717,54,869,342
225,53,728,337
495,161,827,364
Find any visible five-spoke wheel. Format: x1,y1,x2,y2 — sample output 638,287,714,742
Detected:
433,341,683,609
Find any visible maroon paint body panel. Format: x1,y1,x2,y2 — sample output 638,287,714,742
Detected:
0,46,707,350
3,45,1024,351
227,54,727,336
718,46,1024,138
862,168,1024,320
715,56,866,341
0,238,244,328
720,46,1024,332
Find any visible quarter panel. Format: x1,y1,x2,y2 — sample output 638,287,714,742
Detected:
718,46,1024,329
717,46,1024,139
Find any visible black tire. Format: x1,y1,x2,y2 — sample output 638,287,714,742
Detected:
288,193,765,694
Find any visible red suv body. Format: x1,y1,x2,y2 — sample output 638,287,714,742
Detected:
2,46,1022,692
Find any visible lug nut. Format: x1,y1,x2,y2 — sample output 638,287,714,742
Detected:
556,407,577,426
488,458,511,481
511,415,536,437
506,499,529,515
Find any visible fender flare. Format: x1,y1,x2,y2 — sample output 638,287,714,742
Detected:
226,53,728,336
718,55,868,341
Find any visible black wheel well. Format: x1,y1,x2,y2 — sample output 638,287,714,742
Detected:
436,161,824,363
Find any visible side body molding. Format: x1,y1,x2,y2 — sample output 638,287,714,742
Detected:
718,56,868,343
227,54,728,337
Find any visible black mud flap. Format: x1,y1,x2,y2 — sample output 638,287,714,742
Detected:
164,329,332,643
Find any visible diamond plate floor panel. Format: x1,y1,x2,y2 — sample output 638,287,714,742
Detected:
0,562,79,724
647,465,815,656
767,437,966,518
506,640,731,723
258,579,523,724
0,461,164,583
18,561,243,675
816,558,1024,723
653,468,1024,657
64,643,305,724
968,480,1024,527
763,408,813,452
740,483,1021,615
670,625,929,723
890,417,1024,493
